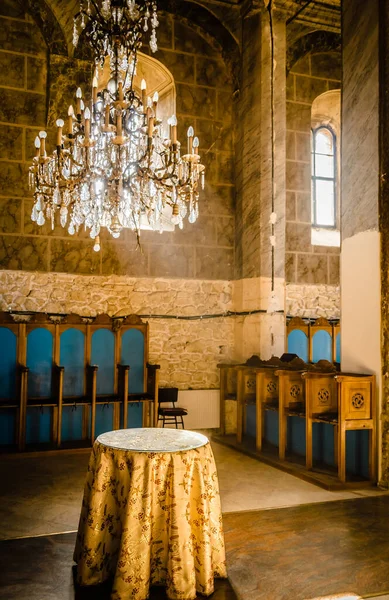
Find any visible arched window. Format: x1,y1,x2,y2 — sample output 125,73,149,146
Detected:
311,126,336,228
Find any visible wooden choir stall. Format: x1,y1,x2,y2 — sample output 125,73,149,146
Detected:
217,317,377,486
0,311,160,452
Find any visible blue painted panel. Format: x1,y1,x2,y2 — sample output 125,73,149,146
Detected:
288,330,308,362
0,327,17,399
127,403,143,428
336,333,341,363
26,406,51,444
60,329,84,397
346,430,369,478
0,409,16,445
246,405,256,438
121,329,145,394
91,329,115,395
27,329,53,398
95,404,114,437
264,411,279,447
321,423,336,466
61,405,83,441
287,417,306,456
312,330,332,363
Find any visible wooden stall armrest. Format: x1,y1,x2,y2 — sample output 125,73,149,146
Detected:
334,373,375,382
117,365,130,429
86,365,98,443
301,371,337,379
53,365,65,448
146,363,160,427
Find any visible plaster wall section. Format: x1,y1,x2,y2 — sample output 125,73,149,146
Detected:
341,0,382,479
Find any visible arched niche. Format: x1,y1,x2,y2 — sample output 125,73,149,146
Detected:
311,89,341,246
97,52,175,136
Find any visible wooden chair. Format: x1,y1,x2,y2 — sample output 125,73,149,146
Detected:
157,387,187,428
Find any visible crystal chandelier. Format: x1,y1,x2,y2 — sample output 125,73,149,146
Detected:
28,0,205,251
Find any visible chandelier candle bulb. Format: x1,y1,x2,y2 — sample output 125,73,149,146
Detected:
193,136,199,155
187,126,194,154
116,111,122,137
39,131,47,157
56,119,64,146
118,81,124,102
170,114,178,145
34,136,40,158
76,87,82,115
152,91,158,116
92,76,98,103
67,105,74,135
141,79,147,110
148,116,154,138
84,108,91,140
105,104,110,127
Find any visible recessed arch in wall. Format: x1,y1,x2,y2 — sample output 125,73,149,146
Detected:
97,51,175,136
311,89,341,247
286,30,341,75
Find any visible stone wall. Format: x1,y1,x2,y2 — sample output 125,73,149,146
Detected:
0,2,235,281
0,270,235,389
285,50,341,286
286,283,340,319
0,6,48,271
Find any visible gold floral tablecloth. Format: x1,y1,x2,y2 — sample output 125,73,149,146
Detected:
74,428,227,600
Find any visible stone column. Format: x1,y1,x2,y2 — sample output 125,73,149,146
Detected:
379,0,389,486
234,3,286,361
259,5,286,358
341,0,382,477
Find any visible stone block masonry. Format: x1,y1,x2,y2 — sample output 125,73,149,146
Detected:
0,6,235,282
286,51,341,286
0,270,235,389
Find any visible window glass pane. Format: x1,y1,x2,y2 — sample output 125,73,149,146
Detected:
315,180,335,226
315,129,333,155
315,154,334,178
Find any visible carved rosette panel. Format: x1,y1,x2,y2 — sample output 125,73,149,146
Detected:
246,378,256,391
290,385,301,398
267,381,277,394
351,393,364,409
318,388,330,405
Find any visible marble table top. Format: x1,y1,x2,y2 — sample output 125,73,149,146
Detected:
96,428,209,453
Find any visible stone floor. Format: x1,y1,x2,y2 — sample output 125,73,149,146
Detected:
1,437,389,599
0,532,236,600
1,440,387,540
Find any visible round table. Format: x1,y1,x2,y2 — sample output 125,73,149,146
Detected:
74,428,227,600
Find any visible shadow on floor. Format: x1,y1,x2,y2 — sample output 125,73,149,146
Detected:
0,531,236,600
223,495,389,600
